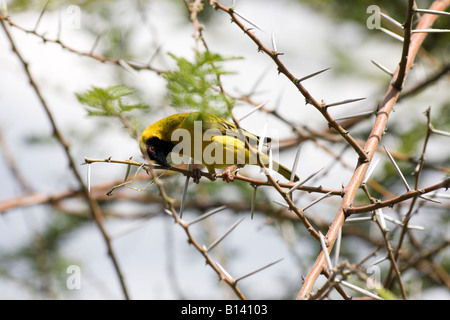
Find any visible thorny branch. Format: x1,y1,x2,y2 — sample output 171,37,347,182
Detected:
0,14,165,74
206,0,450,299
297,0,450,299
0,17,131,300
209,0,370,164
1,0,450,300
345,178,450,214
141,164,248,299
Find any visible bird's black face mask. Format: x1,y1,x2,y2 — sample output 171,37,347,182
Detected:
146,137,175,168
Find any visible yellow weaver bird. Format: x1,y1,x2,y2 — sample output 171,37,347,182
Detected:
139,112,299,183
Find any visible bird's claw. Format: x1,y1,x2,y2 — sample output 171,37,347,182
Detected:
191,168,202,184
222,165,239,183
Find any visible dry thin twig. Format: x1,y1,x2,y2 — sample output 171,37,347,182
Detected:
0,17,130,300
3,0,449,300
0,14,165,74
297,0,450,299
209,0,370,163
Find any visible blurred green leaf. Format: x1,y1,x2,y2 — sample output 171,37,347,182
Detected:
76,84,148,139
76,85,147,117
163,51,242,118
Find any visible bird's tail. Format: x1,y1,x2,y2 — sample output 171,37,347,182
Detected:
255,151,299,182
259,157,299,182
273,161,299,182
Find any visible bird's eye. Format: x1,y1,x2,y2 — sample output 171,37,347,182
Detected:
148,146,155,153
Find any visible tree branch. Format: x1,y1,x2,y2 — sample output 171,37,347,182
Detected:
297,0,450,299
0,18,130,300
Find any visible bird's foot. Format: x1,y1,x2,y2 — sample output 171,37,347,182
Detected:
190,167,217,183
222,165,239,183
191,168,202,184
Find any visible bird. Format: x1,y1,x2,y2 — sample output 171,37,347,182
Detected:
139,112,299,183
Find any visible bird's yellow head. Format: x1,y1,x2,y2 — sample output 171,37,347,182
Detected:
140,113,193,167
139,120,176,168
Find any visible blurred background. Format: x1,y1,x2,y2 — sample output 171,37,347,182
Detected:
0,0,449,299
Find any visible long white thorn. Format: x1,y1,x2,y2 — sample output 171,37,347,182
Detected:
413,8,450,17
206,217,245,252
290,143,302,182
412,29,450,33
187,205,228,226
319,232,333,271
363,157,380,184
432,128,450,137
375,208,387,231
179,160,192,219
380,12,404,34
287,167,324,194
337,280,383,300
216,261,234,281
384,146,411,191
250,187,257,219
271,32,277,52
298,67,331,82
233,10,264,32
235,258,283,283
371,60,394,76
346,217,373,223
334,110,374,121
87,163,91,194
273,199,289,209
239,101,268,122
334,228,342,267
379,27,404,41
302,191,332,212
325,97,366,108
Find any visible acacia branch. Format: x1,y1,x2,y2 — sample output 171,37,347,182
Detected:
83,157,344,196
0,18,130,300
209,0,369,163
393,0,415,90
142,163,248,299
345,178,450,215
297,0,450,299
0,14,165,74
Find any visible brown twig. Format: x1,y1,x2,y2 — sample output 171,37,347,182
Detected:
398,63,450,101
184,0,205,51
393,0,415,90
209,0,369,163
0,14,165,74
143,163,248,299
345,178,450,214
229,114,322,242
383,106,436,289
0,18,130,300
297,0,450,299
82,157,344,196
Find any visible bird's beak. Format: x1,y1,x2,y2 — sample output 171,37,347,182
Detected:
156,149,171,168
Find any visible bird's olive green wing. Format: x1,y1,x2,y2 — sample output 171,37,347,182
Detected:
179,112,269,145
204,113,268,145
